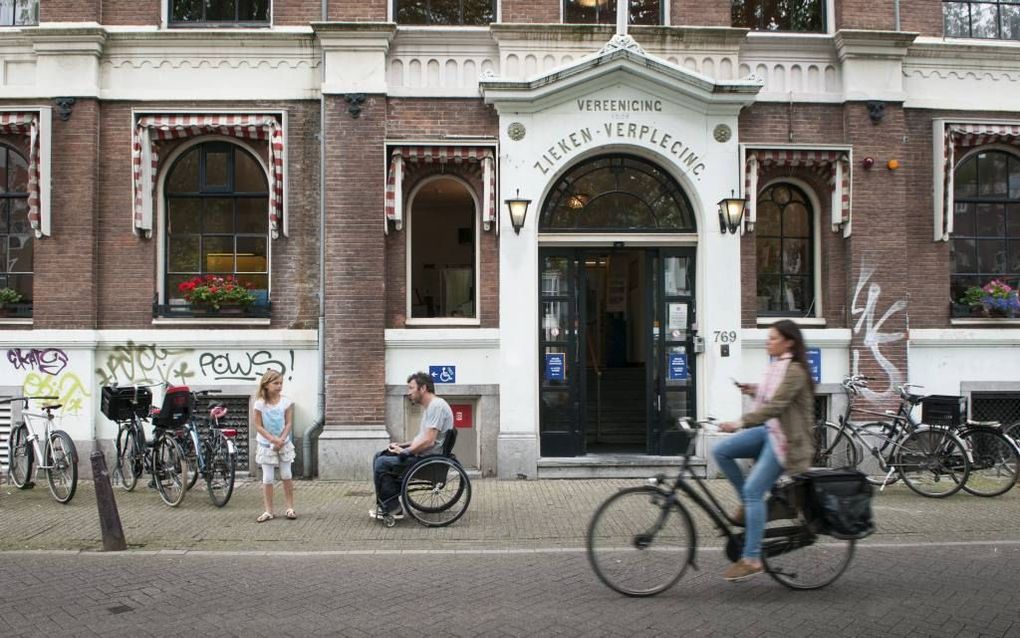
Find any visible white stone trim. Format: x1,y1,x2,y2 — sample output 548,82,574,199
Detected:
385,328,500,349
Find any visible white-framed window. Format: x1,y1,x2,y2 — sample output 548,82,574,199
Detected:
944,1,1020,40
562,0,664,25
406,175,480,325
755,179,823,318
0,0,37,26
156,137,272,314
394,0,496,25
167,0,271,27
733,0,829,33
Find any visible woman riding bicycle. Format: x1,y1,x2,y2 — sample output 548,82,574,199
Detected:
715,319,816,582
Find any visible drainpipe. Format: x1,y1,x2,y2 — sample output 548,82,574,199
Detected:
302,10,328,479
894,0,900,31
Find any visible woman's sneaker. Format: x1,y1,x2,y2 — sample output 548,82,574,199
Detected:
723,559,763,582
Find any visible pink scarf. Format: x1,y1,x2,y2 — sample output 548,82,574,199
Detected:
753,354,792,467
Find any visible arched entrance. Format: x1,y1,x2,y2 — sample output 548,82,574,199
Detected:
538,154,698,457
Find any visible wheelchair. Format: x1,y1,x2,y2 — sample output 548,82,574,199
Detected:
381,428,472,528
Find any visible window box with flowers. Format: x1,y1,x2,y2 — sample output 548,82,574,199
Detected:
154,275,271,318
0,287,30,318
953,280,1020,319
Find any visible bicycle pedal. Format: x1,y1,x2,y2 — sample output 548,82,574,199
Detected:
23,481,35,489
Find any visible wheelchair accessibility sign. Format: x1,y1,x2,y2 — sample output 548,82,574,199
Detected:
429,365,456,384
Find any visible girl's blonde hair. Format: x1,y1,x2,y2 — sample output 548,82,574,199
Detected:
256,370,284,402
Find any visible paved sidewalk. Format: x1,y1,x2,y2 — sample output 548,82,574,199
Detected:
2,475,1018,552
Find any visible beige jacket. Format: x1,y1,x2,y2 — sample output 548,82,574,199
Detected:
739,362,816,474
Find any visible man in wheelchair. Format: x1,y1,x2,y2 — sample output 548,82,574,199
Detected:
370,371,453,522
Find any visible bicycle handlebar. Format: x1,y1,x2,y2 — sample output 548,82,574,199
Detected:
0,395,59,405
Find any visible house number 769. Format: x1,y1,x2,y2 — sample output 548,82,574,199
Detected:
713,331,737,343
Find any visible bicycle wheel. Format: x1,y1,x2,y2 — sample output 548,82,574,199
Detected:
45,431,78,504
762,523,855,590
153,435,188,507
897,427,970,498
401,457,471,527
181,429,200,491
586,486,695,597
205,433,236,507
855,422,900,487
812,422,859,469
116,427,141,492
8,424,33,488
959,427,1019,497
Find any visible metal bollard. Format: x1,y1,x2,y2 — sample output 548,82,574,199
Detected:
90,450,127,551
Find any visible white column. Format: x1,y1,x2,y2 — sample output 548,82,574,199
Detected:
616,0,628,36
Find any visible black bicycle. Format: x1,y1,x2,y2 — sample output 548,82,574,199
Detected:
104,384,190,507
175,389,237,507
587,420,858,595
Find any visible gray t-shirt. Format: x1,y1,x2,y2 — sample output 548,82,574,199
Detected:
412,395,453,456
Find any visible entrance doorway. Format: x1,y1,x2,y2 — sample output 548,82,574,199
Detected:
539,247,696,457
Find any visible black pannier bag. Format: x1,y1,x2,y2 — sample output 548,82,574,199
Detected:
802,468,875,540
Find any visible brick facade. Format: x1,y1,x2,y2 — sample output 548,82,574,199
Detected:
101,0,159,25
327,0,388,22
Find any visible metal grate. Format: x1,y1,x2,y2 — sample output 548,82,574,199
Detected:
814,394,829,424
0,399,11,473
971,392,1020,427
195,395,251,470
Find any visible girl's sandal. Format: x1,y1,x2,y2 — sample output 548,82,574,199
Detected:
284,508,297,520
256,511,275,523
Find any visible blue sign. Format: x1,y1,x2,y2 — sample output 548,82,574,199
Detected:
545,353,566,381
668,352,688,380
429,365,456,384
806,348,821,383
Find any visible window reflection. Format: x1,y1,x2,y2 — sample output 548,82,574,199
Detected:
755,184,815,316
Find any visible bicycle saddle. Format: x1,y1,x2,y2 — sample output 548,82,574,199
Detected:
41,403,62,412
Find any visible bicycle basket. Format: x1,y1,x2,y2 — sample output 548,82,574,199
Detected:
920,395,967,427
100,386,153,421
801,468,875,540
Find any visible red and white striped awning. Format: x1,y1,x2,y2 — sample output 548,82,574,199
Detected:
934,121,1020,241
743,147,852,236
132,113,285,238
0,112,44,238
384,145,496,233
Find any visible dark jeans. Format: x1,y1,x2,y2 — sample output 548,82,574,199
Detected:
372,450,417,511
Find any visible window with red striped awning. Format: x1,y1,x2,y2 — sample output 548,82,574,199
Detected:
0,112,43,238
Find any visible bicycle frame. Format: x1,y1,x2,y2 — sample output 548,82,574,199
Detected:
13,406,60,471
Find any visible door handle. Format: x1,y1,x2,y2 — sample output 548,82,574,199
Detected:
656,395,661,413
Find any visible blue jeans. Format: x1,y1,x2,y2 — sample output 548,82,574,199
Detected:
712,425,784,560
372,450,416,512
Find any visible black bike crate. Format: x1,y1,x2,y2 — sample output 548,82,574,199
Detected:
101,385,152,421
921,394,967,427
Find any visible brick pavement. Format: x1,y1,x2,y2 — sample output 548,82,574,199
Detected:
1,476,1018,552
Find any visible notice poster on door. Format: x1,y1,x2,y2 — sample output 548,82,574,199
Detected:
668,352,688,380
545,353,566,381
806,347,821,383
606,275,627,312
667,303,688,336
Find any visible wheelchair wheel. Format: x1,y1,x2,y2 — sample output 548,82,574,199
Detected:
400,457,471,527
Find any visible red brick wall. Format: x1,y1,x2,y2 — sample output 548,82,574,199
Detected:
323,95,387,426
385,163,500,329
42,0,100,22
739,102,845,145
327,0,387,21
32,100,101,329
836,0,896,31
101,0,160,25
899,0,944,37
386,98,499,138
96,100,321,330
674,0,730,27
502,0,560,23
275,0,321,25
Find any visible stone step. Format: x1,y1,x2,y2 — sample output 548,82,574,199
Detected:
536,454,706,479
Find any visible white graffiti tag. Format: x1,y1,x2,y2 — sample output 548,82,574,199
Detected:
850,263,907,400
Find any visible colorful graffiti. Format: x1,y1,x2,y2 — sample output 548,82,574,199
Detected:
7,347,70,376
95,341,196,386
23,371,90,415
198,350,294,381
850,261,907,400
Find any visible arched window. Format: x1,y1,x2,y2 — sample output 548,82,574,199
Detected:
756,183,815,315
951,149,1020,301
541,155,696,233
164,142,269,304
409,177,477,320
0,143,32,308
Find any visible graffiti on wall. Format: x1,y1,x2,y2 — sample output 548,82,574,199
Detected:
7,348,69,376
4,348,89,415
198,350,294,381
94,341,196,386
850,261,907,400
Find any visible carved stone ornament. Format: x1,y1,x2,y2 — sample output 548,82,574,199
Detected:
713,124,732,143
343,93,366,119
507,122,526,141
866,100,886,124
597,34,646,57
54,97,75,121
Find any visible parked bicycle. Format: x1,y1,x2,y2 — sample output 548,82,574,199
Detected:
4,395,78,504
587,419,866,595
815,375,972,498
103,384,191,507
174,389,237,507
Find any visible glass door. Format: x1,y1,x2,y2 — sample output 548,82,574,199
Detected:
539,249,585,456
646,248,696,455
